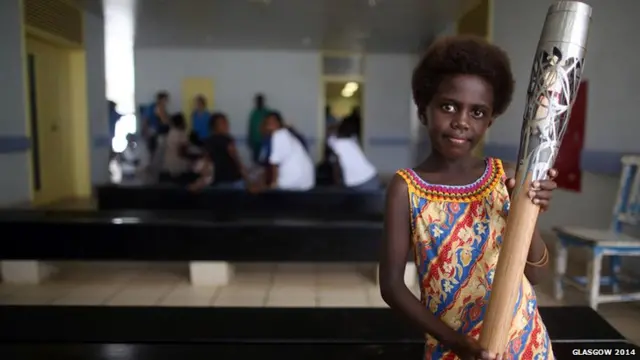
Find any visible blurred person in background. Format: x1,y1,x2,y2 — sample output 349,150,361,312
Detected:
247,93,270,164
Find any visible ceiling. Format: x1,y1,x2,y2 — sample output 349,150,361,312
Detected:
127,0,479,52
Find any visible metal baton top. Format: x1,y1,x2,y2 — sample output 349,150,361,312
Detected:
540,1,591,49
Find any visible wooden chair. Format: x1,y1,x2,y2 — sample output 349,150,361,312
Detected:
553,155,640,309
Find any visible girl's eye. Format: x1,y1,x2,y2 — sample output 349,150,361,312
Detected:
441,104,455,113
472,109,485,118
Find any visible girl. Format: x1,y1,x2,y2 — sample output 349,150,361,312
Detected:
379,36,558,360
159,113,197,185
203,112,246,189
327,120,380,191
263,111,315,191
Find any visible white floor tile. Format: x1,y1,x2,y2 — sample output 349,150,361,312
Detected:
107,285,174,306
158,285,219,307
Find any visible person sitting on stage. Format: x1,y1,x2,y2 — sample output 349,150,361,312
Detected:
202,112,246,189
327,120,380,191
159,113,198,185
379,35,559,360
263,111,315,191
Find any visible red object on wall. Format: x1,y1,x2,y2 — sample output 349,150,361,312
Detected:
554,81,587,192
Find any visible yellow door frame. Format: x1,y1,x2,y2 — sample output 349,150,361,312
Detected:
22,23,90,204
181,77,215,131
318,51,367,159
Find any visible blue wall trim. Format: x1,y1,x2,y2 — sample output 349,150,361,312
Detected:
483,143,631,176
0,136,30,154
92,135,112,148
232,135,411,147
234,136,318,145
368,137,411,146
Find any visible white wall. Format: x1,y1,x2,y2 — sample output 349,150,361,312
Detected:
135,49,321,161
490,0,640,274
363,53,416,174
0,0,31,206
135,49,417,172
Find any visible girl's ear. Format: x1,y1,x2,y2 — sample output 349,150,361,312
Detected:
418,109,428,126
488,119,494,128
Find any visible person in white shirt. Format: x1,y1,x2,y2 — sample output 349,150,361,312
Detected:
264,112,315,191
120,133,142,181
159,113,196,185
327,120,380,191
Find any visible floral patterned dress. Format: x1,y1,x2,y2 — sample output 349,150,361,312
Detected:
397,158,553,360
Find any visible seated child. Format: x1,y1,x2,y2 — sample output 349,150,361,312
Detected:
159,113,198,185
120,133,142,181
327,120,380,191
202,112,246,189
263,111,315,191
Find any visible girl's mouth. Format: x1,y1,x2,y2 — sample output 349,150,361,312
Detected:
445,136,468,144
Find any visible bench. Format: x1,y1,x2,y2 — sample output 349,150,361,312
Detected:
0,210,416,287
0,306,635,359
96,184,385,216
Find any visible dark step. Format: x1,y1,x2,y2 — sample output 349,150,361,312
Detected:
0,342,637,360
0,306,625,344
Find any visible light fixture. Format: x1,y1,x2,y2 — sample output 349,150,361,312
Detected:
344,82,359,92
341,82,359,97
341,88,354,98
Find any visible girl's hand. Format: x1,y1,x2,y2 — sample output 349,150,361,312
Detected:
451,335,506,360
505,168,558,212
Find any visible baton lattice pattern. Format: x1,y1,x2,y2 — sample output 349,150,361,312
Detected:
516,46,584,193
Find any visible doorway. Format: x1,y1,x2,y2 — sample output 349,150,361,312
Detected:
321,80,364,158
25,35,89,205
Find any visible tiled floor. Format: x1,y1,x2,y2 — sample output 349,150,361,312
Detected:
0,261,639,345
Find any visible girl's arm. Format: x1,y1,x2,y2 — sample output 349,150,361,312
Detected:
503,162,548,285
227,142,248,180
269,165,279,188
331,161,342,185
188,157,214,192
379,175,463,348
155,106,169,124
267,131,290,189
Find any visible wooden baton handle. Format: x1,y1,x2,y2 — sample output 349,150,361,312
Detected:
478,171,540,353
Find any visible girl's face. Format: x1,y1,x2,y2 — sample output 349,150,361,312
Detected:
195,98,206,110
214,117,229,134
158,96,169,107
423,74,494,160
263,116,280,134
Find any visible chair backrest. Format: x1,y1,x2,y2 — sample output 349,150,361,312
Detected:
611,155,640,232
